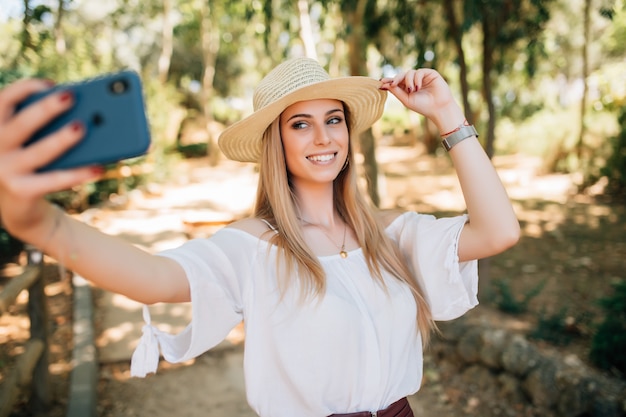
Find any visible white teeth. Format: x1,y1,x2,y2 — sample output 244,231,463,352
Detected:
307,153,335,162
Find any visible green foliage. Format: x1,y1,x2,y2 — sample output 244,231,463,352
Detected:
88,173,146,206
0,67,37,87
530,307,575,346
601,0,626,57
598,107,626,199
590,280,626,375
494,277,546,314
141,77,187,184
173,142,208,158
0,0,624,195
463,0,555,75
0,227,24,264
43,159,149,210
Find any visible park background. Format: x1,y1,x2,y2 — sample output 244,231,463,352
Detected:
0,0,625,416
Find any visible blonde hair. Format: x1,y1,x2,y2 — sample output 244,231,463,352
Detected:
253,108,435,344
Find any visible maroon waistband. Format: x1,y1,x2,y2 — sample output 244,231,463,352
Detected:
327,397,413,417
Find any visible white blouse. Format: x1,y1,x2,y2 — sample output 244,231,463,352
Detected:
130,212,478,416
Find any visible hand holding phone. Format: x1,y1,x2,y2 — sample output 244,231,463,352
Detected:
18,70,152,171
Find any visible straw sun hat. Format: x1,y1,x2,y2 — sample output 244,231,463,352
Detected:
217,57,388,163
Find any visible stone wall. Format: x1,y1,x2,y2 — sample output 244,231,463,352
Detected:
431,317,626,417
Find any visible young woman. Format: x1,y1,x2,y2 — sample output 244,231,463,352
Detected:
0,57,519,417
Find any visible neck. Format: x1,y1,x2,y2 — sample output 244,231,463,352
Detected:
293,181,337,227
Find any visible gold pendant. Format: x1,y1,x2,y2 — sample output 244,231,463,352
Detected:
340,250,348,258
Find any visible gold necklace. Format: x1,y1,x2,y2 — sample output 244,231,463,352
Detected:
299,218,348,258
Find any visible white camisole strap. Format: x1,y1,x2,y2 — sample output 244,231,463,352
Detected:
260,218,278,233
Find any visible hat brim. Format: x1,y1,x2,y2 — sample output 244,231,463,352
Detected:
218,77,387,163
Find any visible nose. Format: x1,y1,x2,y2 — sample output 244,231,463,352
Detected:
313,125,331,146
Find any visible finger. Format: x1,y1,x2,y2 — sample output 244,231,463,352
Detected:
385,82,411,106
35,165,105,194
14,121,85,173
390,71,407,87
389,70,419,94
379,79,395,91
0,79,54,121
417,69,443,90
379,71,406,88
7,166,104,199
0,89,75,151
405,72,418,94
412,70,427,92
388,70,420,98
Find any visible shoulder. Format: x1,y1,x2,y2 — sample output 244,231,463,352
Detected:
375,209,408,228
226,217,277,241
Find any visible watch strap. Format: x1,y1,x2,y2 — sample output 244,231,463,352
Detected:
442,125,478,151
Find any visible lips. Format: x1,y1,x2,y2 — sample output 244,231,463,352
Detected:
306,152,337,162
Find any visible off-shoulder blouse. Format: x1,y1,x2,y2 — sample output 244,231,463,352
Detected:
130,212,478,416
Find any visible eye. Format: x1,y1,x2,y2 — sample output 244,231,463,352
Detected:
327,116,343,125
291,120,308,130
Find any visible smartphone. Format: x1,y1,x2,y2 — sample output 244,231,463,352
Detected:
19,70,151,171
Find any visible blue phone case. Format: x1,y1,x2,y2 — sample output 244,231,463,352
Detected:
20,70,151,171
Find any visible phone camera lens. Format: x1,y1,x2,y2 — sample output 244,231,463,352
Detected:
109,79,129,95
92,113,104,126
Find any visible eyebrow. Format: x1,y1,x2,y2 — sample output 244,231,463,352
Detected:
285,108,344,122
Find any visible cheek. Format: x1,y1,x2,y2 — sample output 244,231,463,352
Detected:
331,127,350,148
281,137,304,170
282,137,298,157
280,130,294,154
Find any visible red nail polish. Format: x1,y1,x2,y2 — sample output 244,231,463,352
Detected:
59,91,73,102
70,121,83,132
91,166,105,175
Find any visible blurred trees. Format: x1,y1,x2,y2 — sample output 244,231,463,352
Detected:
464,0,554,158
1,0,625,202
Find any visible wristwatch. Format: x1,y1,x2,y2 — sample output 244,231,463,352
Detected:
442,125,478,151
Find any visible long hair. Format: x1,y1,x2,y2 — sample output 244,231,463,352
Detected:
253,107,435,344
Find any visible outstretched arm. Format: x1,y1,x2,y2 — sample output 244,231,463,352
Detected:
0,79,189,304
380,69,520,261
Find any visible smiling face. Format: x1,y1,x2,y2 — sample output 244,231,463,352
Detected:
279,98,349,188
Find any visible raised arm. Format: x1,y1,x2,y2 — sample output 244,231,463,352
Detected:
380,69,520,261
0,79,189,304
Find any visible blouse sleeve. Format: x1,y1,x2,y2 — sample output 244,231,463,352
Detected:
387,211,479,321
130,230,248,377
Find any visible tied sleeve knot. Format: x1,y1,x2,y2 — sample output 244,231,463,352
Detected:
130,305,160,377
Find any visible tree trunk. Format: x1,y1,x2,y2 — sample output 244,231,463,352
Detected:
54,0,66,55
478,11,497,298
16,0,33,63
199,0,221,165
27,247,50,415
442,0,473,121
297,0,317,60
480,17,496,159
158,0,174,84
265,0,286,63
577,0,591,163
346,0,380,207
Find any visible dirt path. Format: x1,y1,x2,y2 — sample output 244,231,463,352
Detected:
97,343,466,417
